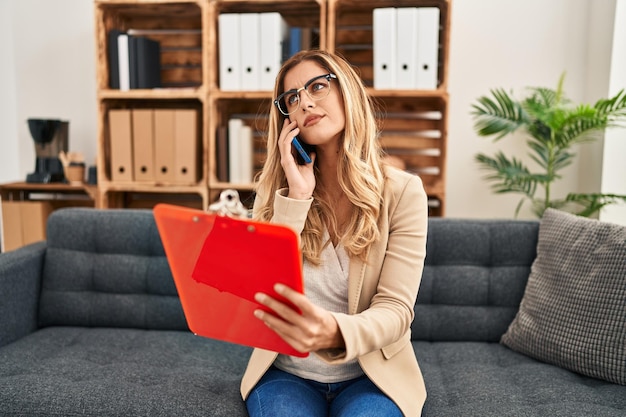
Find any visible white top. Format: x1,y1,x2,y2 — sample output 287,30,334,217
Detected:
273,231,364,383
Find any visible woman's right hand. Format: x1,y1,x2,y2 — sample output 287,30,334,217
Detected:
278,119,316,200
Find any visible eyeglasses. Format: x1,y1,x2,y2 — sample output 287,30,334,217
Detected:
274,73,337,116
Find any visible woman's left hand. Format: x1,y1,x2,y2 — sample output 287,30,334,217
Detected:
254,284,345,354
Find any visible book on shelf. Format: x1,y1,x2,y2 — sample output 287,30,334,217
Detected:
134,36,161,89
108,30,162,90
216,125,229,182
107,29,124,89
226,118,254,184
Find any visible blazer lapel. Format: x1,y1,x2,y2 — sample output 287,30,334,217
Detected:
347,247,369,314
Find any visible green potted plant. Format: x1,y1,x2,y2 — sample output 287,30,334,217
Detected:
471,74,626,218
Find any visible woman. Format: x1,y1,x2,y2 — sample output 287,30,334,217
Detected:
241,49,428,417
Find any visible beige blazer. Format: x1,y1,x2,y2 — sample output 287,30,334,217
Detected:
241,167,429,417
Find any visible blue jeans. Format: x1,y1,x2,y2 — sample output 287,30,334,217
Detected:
246,367,403,417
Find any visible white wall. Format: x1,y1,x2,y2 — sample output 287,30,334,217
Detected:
0,0,621,220
1,0,97,185
446,0,602,218
600,0,626,225
0,1,20,182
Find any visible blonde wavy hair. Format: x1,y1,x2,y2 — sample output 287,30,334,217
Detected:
254,50,386,265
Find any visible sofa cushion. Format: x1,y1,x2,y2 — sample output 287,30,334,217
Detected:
416,341,626,416
38,208,187,330
413,218,538,342
501,209,626,385
0,327,251,416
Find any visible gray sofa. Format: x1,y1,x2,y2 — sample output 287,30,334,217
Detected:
0,208,624,416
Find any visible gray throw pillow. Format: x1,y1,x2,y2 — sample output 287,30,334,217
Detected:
501,208,626,385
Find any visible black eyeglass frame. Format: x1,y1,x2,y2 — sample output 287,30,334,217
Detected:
273,73,338,116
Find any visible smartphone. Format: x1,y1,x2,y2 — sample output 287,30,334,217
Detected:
292,136,313,165
286,117,314,165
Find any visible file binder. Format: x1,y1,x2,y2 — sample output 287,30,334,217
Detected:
131,109,155,182
396,8,419,89
373,8,397,89
260,12,289,91
134,36,161,89
228,118,244,183
117,34,130,91
219,13,241,90
154,109,176,183
239,124,254,183
108,109,134,182
415,7,440,90
107,29,123,89
240,13,261,91
174,109,198,184
153,196,307,357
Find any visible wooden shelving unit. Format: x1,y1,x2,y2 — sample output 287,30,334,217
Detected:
93,0,450,215
328,0,450,215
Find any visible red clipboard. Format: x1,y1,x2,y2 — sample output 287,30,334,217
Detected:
153,203,307,357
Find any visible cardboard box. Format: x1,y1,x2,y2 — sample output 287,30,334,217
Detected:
1,201,53,252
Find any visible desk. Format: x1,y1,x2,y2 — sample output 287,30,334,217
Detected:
0,182,98,252
0,182,98,207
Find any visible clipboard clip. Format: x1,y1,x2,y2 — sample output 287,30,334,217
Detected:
208,189,249,218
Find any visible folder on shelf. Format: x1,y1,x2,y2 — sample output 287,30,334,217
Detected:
373,7,397,89
240,13,261,91
154,109,176,183
108,109,134,182
239,124,254,183
174,109,198,184
117,34,131,91
259,12,289,91
215,125,229,182
415,7,440,90
396,8,419,89
288,27,302,57
219,13,241,91
153,202,306,357
134,36,161,89
132,109,155,182
107,29,123,89
227,118,243,183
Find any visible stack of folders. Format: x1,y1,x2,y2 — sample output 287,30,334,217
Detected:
219,12,316,91
108,108,198,184
373,7,440,90
215,119,254,184
108,29,161,90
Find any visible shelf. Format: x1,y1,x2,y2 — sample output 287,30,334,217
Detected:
98,87,204,100
93,0,450,215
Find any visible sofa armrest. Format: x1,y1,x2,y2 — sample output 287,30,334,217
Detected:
0,241,46,348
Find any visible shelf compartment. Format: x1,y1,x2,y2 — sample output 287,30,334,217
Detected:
99,188,207,210
95,1,205,90
374,95,447,198
98,98,205,186
328,0,450,90
208,96,272,189
209,0,327,91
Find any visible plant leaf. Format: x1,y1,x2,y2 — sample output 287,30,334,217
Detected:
471,89,528,140
475,152,538,197
566,193,626,217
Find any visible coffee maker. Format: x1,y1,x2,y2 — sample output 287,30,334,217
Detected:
26,118,69,183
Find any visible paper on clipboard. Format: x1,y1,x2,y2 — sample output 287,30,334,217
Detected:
154,202,307,357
